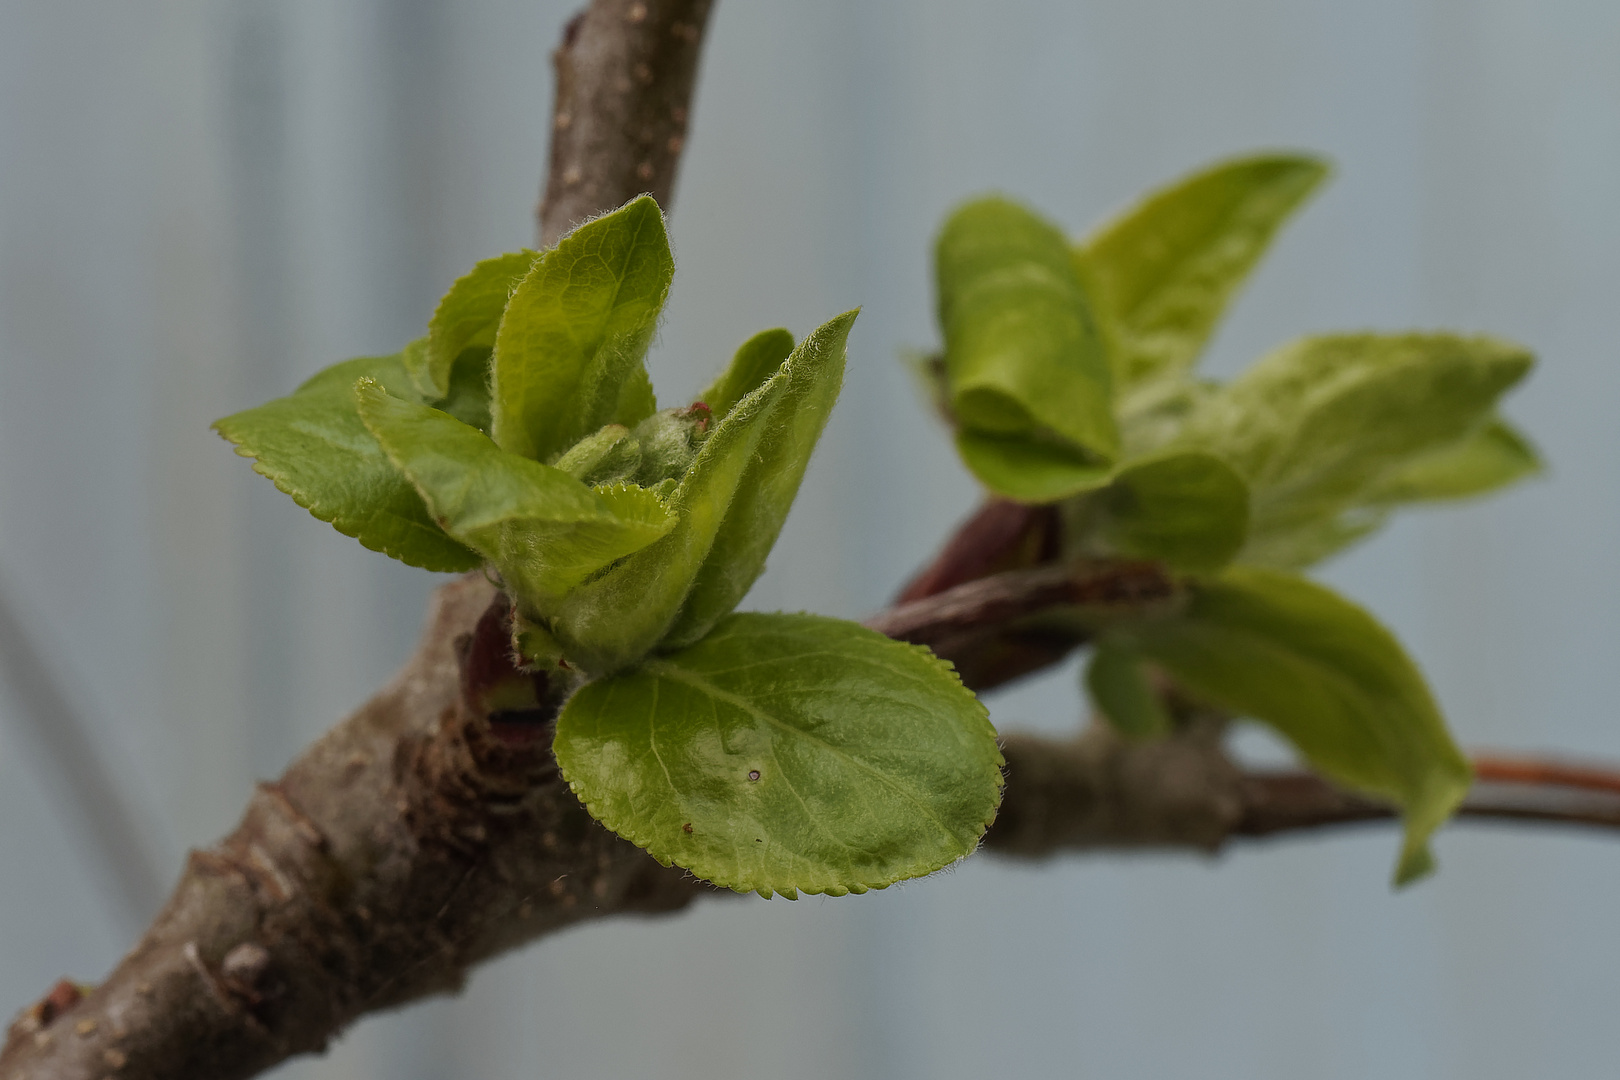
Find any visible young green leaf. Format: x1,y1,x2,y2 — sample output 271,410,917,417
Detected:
1364,417,1540,505
937,197,1117,501
1173,333,1533,567
1116,375,1220,460
355,381,674,611
554,612,1004,897
551,311,857,673
1230,510,1386,574
1077,154,1329,384
491,196,672,462
1106,566,1472,884
954,431,1113,505
410,250,537,398
701,327,794,419
435,345,496,434
553,423,639,483
1236,418,1541,570
623,405,711,487
214,352,480,573
1082,450,1249,574
1085,643,1172,739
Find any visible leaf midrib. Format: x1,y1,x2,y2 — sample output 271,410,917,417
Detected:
639,659,967,849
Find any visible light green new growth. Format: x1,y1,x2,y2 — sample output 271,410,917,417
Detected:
937,196,1117,501
922,151,1540,883
214,351,481,573
220,152,1543,896
491,195,671,462
413,249,538,398
702,327,795,419
356,381,674,610
1078,153,1328,387
1176,333,1532,568
1086,643,1172,740
551,311,857,673
1082,451,1249,573
217,196,1001,897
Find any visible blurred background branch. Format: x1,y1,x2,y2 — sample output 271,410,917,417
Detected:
0,573,165,930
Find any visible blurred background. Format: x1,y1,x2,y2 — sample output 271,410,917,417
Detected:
3,0,1619,1076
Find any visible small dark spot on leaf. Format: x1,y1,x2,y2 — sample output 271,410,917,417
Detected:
747,770,761,781
682,823,693,833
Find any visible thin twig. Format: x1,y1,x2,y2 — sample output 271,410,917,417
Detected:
1235,762,1620,839
1471,754,1620,798
866,559,1179,692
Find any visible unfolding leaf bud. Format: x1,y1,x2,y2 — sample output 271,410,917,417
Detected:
625,403,712,486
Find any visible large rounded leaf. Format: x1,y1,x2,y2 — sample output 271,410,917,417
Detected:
555,612,1004,897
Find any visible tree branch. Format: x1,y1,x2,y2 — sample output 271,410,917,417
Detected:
537,0,713,245
7,7,1620,1079
8,554,1620,1077
866,558,1177,692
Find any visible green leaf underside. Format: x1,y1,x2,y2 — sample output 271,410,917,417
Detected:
1093,451,1249,573
1079,153,1329,385
954,431,1113,504
492,196,672,462
1242,418,1540,570
214,353,480,572
554,424,637,482
553,311,857,673
1107,566,1471,884
615,365,659,429
937,197,1117,499
436,346,496,434
1172,333,1533,569
355,382,673,610
554,612,1004,896
414,250,538,397
1366,417,1540,505
1116,376,1219,460
702,327,795,419
1086,644,1171,739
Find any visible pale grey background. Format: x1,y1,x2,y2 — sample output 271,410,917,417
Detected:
2,1,1619,1077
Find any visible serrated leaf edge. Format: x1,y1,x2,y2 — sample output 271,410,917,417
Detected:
213,423,480,574
554,618,1004,897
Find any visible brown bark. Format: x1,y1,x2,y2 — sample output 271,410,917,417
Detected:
0,577,703,1080
537,0,712,246
7,562,1620,1080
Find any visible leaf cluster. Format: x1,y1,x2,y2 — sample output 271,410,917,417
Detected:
928,154,1539,882
217,197,1002,897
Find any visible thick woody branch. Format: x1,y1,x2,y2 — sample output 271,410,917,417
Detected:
10,559,1620,1080
0,576,708,1080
